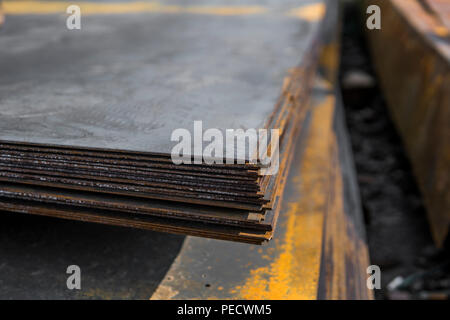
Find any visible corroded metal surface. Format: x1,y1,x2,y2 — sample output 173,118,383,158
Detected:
366,0,450,247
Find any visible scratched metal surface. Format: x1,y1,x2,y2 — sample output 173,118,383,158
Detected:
0,0,324,158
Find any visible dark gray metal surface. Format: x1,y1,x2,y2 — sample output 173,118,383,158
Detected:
0,0,323,157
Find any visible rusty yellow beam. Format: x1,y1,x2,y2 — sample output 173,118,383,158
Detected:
288,3,326,22
2,0,324,21
236,94,335,300
2,1,266,16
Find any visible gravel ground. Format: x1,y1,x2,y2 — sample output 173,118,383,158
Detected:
339,3,449,300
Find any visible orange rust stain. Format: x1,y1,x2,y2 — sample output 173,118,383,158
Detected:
434,26,450,37
323,139,347,299
235,95,336,300
288,3,326,22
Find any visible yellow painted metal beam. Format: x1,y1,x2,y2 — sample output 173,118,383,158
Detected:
235,95,335,300
2,1,325,21
2,1,266,16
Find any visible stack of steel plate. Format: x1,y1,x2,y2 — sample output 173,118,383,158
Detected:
0,0,331,244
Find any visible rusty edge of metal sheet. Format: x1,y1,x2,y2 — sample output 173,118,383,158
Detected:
0,7,329,237
0,69,315,238
0,51,319,213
